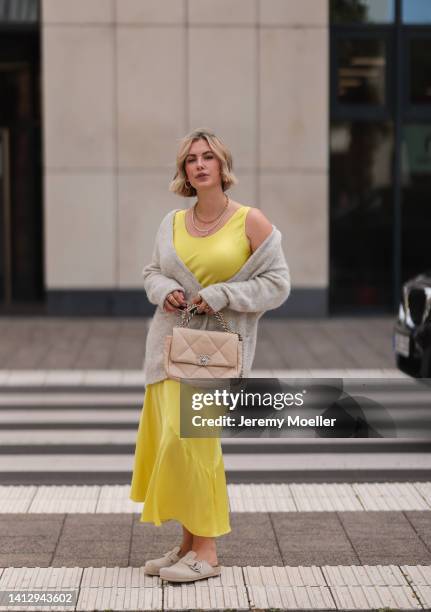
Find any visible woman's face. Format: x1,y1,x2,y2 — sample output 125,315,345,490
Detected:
184,139,222,191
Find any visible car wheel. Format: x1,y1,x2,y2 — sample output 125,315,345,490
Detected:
396,354,421,377
419,347,431,378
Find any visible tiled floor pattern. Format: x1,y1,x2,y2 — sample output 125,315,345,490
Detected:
0,316,397,372
0,485,430,609
0,564,430,610
1,483,431,513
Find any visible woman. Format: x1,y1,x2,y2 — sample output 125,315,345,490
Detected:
129,128,291,583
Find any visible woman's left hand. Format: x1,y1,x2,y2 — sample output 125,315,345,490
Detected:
191,295,215,315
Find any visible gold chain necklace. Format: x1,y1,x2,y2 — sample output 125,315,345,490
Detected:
194,193,228,223
191,195,229,235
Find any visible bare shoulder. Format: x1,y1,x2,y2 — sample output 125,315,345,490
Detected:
244,206,273,253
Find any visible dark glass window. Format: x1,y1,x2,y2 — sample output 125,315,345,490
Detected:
336,38,387,105
330,121,394,310
403,0,431,24
331,1,431,313
0,0,39,23
0,131,6,301
331,0,394,24
0,31,42,305
409,39,431,105
401,123,431,281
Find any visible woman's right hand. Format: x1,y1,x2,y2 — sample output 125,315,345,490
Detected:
163,290,187,313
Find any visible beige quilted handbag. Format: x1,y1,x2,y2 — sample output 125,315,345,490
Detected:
164,304,243,381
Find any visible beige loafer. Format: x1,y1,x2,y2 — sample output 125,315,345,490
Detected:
159,550,221,583
144,545,182,576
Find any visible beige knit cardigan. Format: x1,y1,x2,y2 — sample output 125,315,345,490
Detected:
142,208,291,385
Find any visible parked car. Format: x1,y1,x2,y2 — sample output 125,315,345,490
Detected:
393,272,431,377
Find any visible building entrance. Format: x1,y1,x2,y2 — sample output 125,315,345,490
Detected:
330,0,431,314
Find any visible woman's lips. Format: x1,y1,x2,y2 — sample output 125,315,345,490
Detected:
196,174,209,179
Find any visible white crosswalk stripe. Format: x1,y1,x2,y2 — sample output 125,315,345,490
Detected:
0,369,409,387
1,451,431,476
0,368,425,484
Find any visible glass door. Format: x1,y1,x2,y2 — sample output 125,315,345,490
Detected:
400,29,431,282
0,29,43,311
0,129,12,303
330,27,395,312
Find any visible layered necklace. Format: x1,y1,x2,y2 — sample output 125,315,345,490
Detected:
191,194,229,236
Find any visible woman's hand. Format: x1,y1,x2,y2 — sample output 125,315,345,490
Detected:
163,290,187,313
191,294,215,315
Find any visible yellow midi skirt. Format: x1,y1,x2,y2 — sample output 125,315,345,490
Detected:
129,378,231,537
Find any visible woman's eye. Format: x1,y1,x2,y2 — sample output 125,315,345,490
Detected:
186,154,212,163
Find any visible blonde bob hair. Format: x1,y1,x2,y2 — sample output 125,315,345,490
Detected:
169,128,238,197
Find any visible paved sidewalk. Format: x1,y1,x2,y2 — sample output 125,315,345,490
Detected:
0,316,396,370
1,316,423,611
0,484,431,610
1,563,428,610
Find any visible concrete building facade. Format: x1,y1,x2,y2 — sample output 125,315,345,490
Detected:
3,0,428,318
40,0,328,317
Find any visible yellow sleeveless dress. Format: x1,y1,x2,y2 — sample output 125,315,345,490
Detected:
129,205,251,537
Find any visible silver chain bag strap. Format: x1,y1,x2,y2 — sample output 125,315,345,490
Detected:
164,304,243,380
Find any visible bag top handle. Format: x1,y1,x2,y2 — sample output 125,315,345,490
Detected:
177,304,242,340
